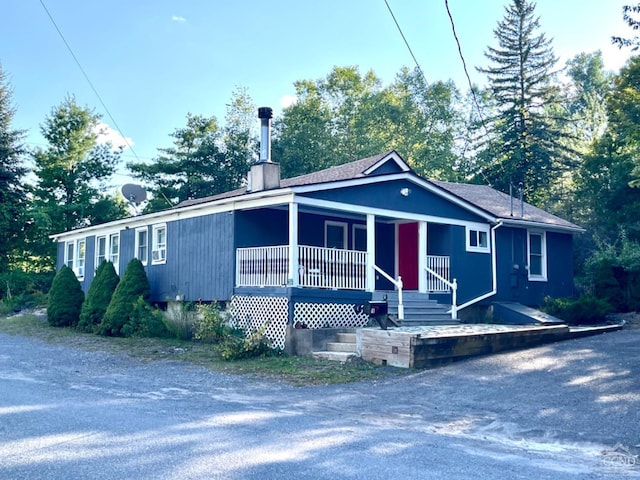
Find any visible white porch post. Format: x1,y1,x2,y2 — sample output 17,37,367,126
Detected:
418,221,427,293
289,201,299,287
366,213,375,292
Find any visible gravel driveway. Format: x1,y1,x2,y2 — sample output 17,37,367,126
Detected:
1,328,639,479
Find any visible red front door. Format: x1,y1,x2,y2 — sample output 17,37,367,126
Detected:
398,222,419,290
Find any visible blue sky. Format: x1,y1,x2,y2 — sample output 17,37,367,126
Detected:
0,0,634,184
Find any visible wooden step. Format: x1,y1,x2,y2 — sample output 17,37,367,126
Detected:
326,341,357,353
337,332,356,343
312,351,357,362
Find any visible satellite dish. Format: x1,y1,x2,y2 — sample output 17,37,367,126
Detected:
121,184,147,203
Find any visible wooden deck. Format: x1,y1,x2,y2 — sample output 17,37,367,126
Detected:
357,323,622,368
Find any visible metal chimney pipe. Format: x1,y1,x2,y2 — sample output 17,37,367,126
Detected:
258,107,273,163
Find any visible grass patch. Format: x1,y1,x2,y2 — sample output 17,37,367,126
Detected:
0,312,397,385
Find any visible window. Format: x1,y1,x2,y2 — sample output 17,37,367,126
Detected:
95,234,119,274
76,239,86,279
325,221,347,249
109,233,120,272
353,224,367,251
96,236,106,267
528,231,547,281
466,226,490,253
135,227,148,265
152,224,167,264
65,241,75,270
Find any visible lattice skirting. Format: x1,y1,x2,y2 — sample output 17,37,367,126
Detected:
228,295,289,350
293,302,369,329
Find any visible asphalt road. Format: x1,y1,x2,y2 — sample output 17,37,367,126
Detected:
1,328,639,479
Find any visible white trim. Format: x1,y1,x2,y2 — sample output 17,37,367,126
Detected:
366,214,375,292
288,202,298,286
324,220,348,249
108,232,120,274
352,224,366,251
151,223,167,265
466,225,491,254
362,151,411,175
64,241,75,271
418,221,428,293
76,238,86,280
135,227,149,266
501,218,584,234
527,230,547,282
95,235,107,271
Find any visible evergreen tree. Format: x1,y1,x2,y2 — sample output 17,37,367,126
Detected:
0,63,27,271
476,0,572,205
77,260,119,333
47,265,84,327
29,96,127,266
98,258,150,336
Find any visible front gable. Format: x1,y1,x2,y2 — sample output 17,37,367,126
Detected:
299,178,490,225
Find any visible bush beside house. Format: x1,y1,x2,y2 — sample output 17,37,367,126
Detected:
47,265,84,327
77,261,119,333
98,258,150,336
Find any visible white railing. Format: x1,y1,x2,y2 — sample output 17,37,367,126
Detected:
374,266,404,321
424,255,458,320
425,255,451,292
236,245,289,287
298,245,367,290
236,245,368,290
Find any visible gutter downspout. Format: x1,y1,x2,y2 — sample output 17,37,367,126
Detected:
455,220,503,312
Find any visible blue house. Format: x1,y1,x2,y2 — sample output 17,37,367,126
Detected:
51,111,582,349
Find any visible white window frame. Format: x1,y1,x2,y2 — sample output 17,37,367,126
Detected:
466,225,490,253
76,239,86,280
152,223,167,265
324,221,348,249
527,230,547,282
352,224,367,251
109,233,120,274
65,241,75,270
95,235,107,268
135,227,149,266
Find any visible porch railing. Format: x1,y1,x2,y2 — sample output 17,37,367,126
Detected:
425,255,451,292
236,245,289,287
424,255,458,320
236,245,367,290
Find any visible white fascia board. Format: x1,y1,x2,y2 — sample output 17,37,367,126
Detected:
50,190,296,242
291,172,496,223
500,218,585,234
295,196,491,231
362,151,411,175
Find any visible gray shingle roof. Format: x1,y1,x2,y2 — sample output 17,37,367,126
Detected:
174,151,582,231
430,180,582,230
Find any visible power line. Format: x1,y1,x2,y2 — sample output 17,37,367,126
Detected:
384,0,429,86
38,0,141,163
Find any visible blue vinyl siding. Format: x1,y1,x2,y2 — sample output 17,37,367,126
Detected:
235,208,288,247
146,213,234,302
493,227,574,306
304,180,487,224
448,225,493,305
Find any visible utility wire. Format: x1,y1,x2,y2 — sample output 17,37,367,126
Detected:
444,0,488,135
38,0,140,163
384,0,429,86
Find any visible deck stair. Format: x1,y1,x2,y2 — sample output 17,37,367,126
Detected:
372,290,458,326
312,332,358,362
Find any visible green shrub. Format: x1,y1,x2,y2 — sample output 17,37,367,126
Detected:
47,265,84,327
77,261,119,333
0,269,54,313
193,303,230,343
192,303,275,360
121,296,168,338
217,325,274,360
543,296,612,325
98,258,150,336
